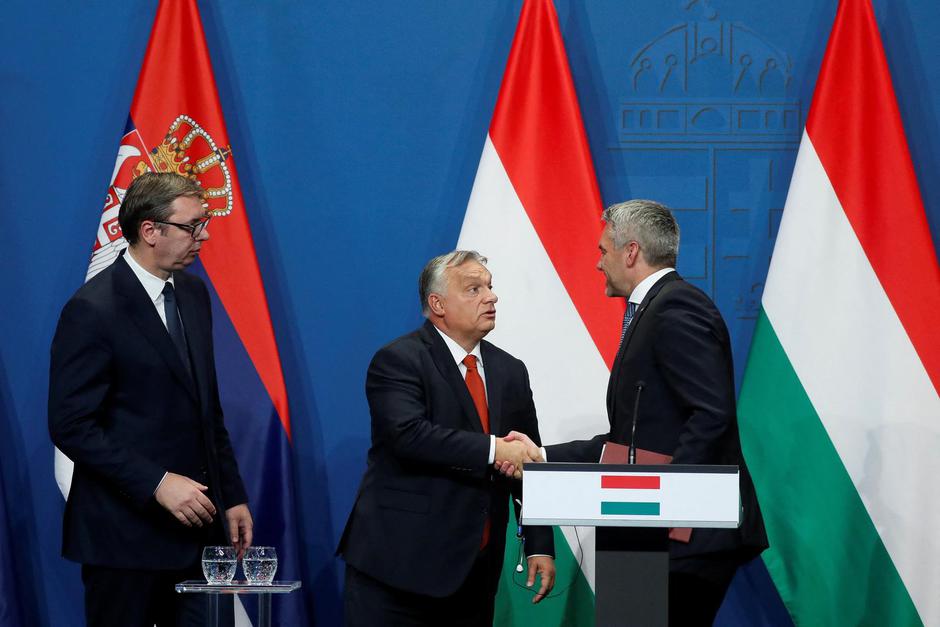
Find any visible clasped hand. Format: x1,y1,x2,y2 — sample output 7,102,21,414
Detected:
493,431,542,479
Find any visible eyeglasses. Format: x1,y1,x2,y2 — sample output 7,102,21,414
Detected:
154,217,212,240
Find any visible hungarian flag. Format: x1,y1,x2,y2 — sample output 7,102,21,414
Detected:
738,0,940,625
53,1,309,624
456,0,622,622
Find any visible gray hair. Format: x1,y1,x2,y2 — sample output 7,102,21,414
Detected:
602,199,679,268
418,250,488,316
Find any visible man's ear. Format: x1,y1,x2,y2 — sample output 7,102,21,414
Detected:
139,221,159,246
427,293,445,316
625,241,640,267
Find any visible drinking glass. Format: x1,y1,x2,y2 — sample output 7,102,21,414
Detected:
202,546,237,584
243,546,278,585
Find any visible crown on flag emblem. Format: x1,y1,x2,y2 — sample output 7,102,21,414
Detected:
151,115,234,218
87,114,235,280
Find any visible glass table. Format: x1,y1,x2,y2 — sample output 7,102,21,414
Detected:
175,580,301,627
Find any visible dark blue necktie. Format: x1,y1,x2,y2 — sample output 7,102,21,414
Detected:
162,282,192,377
619,301,638,347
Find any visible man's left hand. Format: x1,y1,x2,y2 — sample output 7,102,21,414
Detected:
526,555,556,603
225,504,253,559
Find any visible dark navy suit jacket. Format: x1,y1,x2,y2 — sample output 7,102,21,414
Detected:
49,254,247,569
338,320,554,597
546,272,767,563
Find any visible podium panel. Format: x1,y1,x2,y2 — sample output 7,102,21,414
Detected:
520,463,741,626
521,463,740,527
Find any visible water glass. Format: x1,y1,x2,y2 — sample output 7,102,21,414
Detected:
243,546,278,585
202,546,237,585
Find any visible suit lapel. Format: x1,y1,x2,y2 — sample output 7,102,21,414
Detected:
420,321,485,433
480,341,503,435
608,271,680,417
617,271,679,357
113,256,199,403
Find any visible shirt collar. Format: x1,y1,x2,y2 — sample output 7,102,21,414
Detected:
628,267,675,306
433,325,483,368
124,248,174,303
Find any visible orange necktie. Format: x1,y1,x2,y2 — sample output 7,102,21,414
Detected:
463,354,490,548
462,355,489,433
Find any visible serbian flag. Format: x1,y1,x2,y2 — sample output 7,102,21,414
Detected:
738,0,940,624
53,1,309,624
456,0,622,622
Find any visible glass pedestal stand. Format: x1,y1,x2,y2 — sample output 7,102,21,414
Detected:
175,580,301,627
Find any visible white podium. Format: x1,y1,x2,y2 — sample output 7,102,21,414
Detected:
522,463,740,626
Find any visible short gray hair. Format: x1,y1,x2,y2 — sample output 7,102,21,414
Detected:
418,250,488,316
602,199,679,268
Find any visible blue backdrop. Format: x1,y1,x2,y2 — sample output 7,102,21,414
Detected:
1,1,939,625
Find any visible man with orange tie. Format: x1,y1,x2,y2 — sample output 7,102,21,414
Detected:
338,250,555,626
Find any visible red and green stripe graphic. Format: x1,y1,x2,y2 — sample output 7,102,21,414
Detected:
600,475,661,516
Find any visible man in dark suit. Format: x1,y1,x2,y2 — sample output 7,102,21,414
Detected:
49,172,253,627
505,200,767,626
338,250,556,626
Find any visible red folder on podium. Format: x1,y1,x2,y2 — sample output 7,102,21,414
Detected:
599,442,692,543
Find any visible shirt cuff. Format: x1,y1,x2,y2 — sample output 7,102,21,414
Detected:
540,447,547,462
153,471,169,496
526,554,552,560
488,435,496,465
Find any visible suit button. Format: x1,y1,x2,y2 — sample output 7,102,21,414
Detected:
482,507,489,515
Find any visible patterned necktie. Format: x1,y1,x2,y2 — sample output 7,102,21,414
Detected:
463,354,490,548
619,301,639,347
162,282,192,377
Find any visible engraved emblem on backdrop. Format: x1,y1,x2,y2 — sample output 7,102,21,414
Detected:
618,0,800,372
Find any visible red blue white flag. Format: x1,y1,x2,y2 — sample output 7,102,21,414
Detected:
53,1,308,624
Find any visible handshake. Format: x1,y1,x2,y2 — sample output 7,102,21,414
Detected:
493,431,542,479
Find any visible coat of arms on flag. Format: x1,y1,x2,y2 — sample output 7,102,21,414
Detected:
88,115,234,281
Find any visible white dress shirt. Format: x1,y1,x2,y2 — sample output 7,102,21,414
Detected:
627,266,675,308
124,248,175,329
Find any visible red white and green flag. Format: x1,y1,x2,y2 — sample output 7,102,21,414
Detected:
738,0,940,625
456,0,623,622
